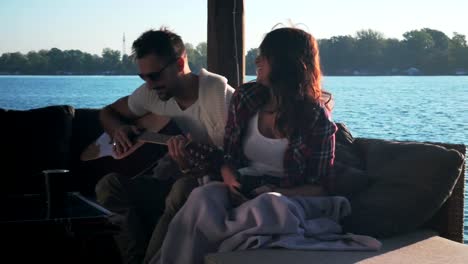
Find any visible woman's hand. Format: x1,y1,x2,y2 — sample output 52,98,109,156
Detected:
112,125,140,156
167,134,191,171
221,165,241,192
222,165,248,205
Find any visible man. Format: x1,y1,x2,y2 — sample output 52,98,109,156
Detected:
95,28,234,263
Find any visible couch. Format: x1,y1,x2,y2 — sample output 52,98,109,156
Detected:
1,105,466,263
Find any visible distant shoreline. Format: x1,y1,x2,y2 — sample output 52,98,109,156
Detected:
1,74,467,77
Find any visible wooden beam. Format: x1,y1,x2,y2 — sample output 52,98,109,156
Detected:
207,0,245,88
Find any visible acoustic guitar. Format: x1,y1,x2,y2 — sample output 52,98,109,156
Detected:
80,114,223,177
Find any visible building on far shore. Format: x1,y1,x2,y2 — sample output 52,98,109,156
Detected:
455,68,467,75
404,67,422,76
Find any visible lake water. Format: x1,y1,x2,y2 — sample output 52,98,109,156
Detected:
1,75,467,242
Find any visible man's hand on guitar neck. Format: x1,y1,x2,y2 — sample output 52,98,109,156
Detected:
112,125,141,156
167,134,192,173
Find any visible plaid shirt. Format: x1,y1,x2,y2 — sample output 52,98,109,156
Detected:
224,82,337,188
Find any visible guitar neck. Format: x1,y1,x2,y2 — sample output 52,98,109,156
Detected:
137,131,173,145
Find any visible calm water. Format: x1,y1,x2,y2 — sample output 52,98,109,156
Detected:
1,75,467,242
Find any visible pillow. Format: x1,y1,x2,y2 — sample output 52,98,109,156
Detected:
335,123,355,145
331,162,370,198
0,105,75,195
327,123,370,197
343,140,464,238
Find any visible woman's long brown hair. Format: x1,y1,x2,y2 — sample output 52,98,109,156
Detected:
259,27,323,137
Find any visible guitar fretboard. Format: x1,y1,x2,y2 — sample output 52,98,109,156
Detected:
138,131,173,145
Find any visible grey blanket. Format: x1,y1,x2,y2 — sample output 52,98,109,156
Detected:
150,182,381,264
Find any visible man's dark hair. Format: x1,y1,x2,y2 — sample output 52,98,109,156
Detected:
132,27,185,61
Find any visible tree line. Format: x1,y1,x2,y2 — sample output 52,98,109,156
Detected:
1,28,467,76
317,28,468,75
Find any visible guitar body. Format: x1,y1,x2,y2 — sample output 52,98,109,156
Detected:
80,114,182,177
80,113,224,178
81,114,173,161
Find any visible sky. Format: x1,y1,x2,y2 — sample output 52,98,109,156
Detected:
1,0,468,55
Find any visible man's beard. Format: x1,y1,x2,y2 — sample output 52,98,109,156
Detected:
157,90,173,101
153,85,173,101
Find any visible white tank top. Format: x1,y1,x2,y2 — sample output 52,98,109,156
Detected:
240,112,289,177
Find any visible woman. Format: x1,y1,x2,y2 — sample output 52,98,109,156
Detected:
221,27,337,197
152,27,339,264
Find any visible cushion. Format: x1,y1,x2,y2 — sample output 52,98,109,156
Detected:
327,123,370,197
335,123,355,145
204,230,468,264
342,140,465,237
0,105,75,194
331,162,370,198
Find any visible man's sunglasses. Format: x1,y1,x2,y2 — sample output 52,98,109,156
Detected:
138,58,179,81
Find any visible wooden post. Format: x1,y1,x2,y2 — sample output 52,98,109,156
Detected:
207,0,245,88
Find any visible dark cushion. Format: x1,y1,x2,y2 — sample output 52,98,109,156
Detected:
331,162,370,198
327,123,370,197
334,123,363,169
343,140,465,237
0,105,75,195
335,123,355,145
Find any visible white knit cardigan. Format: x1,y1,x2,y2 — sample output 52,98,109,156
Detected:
198,68,234,148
